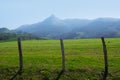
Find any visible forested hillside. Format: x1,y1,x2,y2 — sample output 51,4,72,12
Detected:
0,28,43,41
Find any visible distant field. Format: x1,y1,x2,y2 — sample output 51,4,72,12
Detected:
0,38,120,80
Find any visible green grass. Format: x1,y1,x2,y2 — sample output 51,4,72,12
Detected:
0,38,120,80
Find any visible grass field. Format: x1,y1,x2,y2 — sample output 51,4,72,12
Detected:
0,38,120,80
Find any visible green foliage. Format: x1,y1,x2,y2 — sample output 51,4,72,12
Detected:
0,28,44,41
0,33,44,41
0,38,120,80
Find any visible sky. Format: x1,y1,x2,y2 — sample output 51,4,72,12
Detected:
0,0,120,29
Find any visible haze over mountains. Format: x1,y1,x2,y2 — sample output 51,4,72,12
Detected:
4,15,120,39
16,15,120,39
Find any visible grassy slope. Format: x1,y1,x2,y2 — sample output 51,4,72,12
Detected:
0,38,120,80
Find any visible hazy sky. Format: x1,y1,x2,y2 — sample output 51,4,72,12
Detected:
0,0,120,29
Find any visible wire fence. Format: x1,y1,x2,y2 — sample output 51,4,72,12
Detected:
0,37,120,80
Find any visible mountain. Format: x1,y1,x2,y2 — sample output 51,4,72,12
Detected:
72,18,120,38
17,15,72,38
16,15,91,39
16,15,120,39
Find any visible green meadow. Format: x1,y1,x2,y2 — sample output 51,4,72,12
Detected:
0,38,120,80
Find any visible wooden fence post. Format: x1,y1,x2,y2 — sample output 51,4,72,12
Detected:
18,37,23,75
10,38,23,80
101,37,108,80
60,39,65,71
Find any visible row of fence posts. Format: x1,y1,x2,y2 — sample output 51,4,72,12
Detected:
10,37,108,80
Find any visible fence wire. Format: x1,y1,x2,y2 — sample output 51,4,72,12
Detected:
0,38,120,79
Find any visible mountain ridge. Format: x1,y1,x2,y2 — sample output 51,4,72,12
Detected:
16,15,120,39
